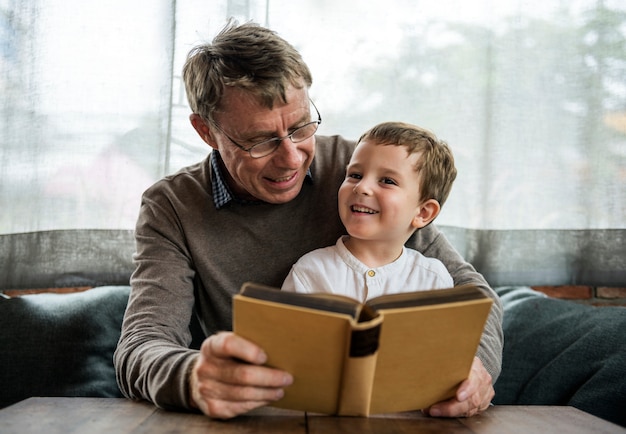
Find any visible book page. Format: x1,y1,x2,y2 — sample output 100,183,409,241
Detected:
367,284,487,310
240,282,363,318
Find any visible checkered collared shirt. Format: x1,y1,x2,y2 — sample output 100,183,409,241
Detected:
210,151,313,209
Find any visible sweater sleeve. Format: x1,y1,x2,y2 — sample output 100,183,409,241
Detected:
410,224,504,382
113,194,200,411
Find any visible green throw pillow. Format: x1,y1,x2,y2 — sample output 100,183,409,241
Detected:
0,286,130,408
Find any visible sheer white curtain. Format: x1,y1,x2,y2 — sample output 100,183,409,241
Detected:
1,0,624,289
1,0,174,232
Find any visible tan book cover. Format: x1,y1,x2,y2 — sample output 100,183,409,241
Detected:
232,282,493,416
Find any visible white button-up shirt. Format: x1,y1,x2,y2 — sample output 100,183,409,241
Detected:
281,235,454,303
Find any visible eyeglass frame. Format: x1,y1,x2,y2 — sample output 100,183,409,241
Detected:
209,100,322,159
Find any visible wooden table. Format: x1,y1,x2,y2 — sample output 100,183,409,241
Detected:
0,397,623,434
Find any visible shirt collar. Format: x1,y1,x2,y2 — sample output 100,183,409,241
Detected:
210,151,313,209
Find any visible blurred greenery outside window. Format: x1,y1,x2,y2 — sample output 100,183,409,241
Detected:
1,0,624,233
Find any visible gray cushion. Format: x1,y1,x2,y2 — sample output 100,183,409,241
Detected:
494,286,626,427
0,286,130,408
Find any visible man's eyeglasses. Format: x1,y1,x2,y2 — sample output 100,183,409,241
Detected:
211,101,322,159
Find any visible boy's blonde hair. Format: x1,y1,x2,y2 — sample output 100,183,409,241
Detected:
358,122,457,206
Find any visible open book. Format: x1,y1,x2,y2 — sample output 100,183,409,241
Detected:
233,282,493,416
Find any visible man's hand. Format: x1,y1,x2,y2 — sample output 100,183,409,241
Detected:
189,332,293,419
422,357,494,418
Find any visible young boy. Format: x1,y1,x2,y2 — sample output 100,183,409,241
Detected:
281,121,457,302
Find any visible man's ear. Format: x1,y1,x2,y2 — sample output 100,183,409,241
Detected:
412,199,441,229
190,114,218,150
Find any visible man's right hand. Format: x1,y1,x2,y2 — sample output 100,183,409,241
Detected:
189,331,293,419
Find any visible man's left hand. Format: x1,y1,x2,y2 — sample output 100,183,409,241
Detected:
422,356,494,418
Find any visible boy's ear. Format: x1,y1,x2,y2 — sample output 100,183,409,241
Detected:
190,114,218,150
412,199,441,229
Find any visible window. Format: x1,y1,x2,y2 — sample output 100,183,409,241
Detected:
1,0,624,288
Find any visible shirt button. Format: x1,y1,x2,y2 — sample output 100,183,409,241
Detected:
367,270,376,277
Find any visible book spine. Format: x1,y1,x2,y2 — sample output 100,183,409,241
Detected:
337,318,383,416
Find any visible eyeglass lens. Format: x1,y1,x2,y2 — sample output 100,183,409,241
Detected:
248,108,320,158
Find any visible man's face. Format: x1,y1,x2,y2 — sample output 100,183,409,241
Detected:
208,85,316,204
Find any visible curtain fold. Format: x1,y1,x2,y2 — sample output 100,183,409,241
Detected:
440,227,625,287
1,227,623,290
0,230,135,290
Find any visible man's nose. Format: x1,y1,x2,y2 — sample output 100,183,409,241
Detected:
272,137,305,167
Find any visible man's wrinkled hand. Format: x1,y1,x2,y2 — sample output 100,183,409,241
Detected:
422,356,494,418
189,332,293,419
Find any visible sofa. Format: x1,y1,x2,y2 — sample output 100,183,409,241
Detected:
1,283,625,427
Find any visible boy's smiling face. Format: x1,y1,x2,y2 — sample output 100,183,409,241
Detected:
338,139,426,244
